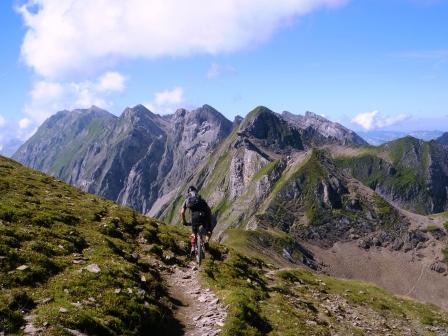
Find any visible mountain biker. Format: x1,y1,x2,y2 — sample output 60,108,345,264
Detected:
181,186,212,256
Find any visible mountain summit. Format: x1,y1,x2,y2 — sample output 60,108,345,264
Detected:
14,104,232,214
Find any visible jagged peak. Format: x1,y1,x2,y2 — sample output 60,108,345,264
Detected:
282,110,368,146
304,111,328,121
238,106,276,129
201,104,218,112
248,105,275,117
121,104,162,122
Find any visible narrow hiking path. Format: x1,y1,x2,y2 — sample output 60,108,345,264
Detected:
163,262,227,336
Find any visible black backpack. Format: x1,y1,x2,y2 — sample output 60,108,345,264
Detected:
186,192,212,227
186,192,209,214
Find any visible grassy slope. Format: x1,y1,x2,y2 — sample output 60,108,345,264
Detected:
334,137,432,214
202,244,448,336
0,156,189,335
4,138,448,336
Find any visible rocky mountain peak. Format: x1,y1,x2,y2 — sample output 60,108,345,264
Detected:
237,106,304,152
122,104,156,120
282,110,367,146
304,110,328,122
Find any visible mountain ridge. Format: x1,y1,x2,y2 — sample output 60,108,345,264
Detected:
11,104,448,312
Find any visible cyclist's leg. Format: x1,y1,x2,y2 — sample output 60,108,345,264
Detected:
190,224,198,255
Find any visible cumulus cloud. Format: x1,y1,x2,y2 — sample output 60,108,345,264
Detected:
19,118,32,129
145,87,185,114
24,72,127,123
206,63,237,79
18,0,347,78
351,110,409,130
96,72,126,92
155,87,184,106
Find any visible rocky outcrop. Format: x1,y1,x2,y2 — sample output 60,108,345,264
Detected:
256,151,409,248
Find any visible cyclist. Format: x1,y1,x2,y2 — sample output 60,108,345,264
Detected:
181,186,212,256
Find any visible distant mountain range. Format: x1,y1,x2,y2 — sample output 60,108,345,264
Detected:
358,130,444,145
11,104,448,310
0,138,24,157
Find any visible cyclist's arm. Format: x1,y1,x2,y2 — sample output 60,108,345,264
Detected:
180,200,188,224
181,207,186,223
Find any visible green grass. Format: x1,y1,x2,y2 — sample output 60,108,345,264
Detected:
202,249,271,336
3,154,448,335
335,146,430,215
201,249,448,336
201,150,232,198
266,150,334,227
213,199,231,217
252,160,281,182
50,118,110,176
224,228,304,265
0,156,189,335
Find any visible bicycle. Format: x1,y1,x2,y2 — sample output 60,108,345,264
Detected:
189,223,207,265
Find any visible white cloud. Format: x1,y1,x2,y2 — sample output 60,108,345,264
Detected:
351,110,409,130
18,0,348,78
30,80,64,101
19,118,32,129
155,87,184,106
24,71,127,123
145,87,185,114
96,71,126,92
206,63,236,79
0,115,5,127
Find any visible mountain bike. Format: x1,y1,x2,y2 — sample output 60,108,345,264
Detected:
191,224,206,265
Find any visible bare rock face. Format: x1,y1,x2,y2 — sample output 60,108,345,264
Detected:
159,105,233,196
282,111,368,146
14,104,232,214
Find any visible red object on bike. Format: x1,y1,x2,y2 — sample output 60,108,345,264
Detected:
190,233,196,249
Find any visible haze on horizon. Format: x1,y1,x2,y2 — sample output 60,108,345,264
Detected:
0,0,447,151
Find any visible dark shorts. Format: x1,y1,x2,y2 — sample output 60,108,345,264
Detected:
191,211,210,233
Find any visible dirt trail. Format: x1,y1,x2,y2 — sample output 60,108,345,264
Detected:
163,262,227,336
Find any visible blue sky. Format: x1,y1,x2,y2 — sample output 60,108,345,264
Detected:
0,0,448,148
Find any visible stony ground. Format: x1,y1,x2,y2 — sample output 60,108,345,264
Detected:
163,262,227,336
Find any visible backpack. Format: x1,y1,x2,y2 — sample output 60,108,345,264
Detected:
185,192,209,213
186,192,212,227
